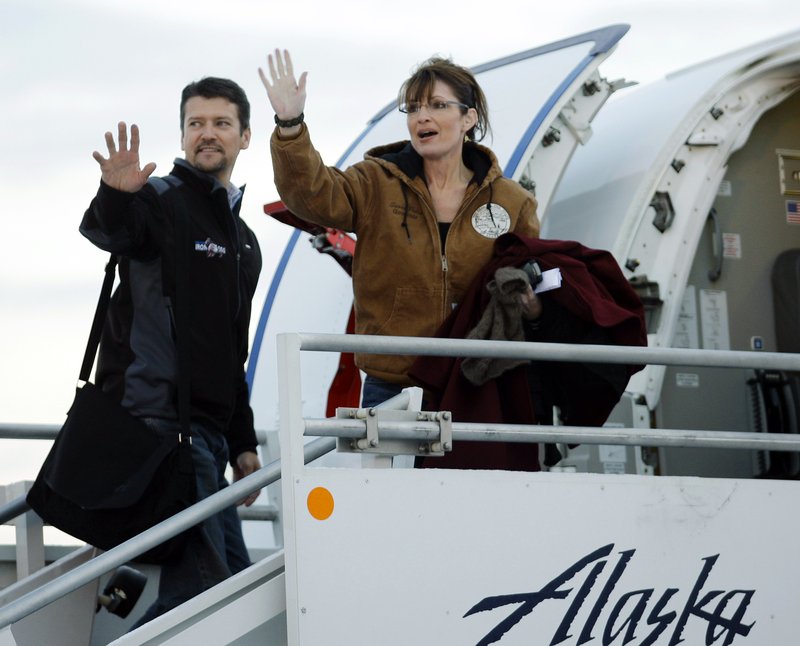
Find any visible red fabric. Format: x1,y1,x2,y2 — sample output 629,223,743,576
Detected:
408,233,647,471
325,307,361,416
263,200,324,235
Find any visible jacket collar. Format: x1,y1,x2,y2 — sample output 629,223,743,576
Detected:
171,158,246,199
366,141,500,188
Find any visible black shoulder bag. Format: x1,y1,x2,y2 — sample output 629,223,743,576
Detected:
27,186,197,564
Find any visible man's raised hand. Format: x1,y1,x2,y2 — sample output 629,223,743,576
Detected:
92,122,156,192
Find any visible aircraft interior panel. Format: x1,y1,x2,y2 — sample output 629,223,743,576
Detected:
657,88,800,478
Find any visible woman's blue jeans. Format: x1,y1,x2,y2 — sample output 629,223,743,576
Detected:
361,375,405,408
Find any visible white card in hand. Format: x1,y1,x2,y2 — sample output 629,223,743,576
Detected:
534,268,562,293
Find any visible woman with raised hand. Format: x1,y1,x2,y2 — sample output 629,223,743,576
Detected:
260,49,541,407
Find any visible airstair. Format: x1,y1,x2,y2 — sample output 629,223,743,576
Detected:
2,333,800,645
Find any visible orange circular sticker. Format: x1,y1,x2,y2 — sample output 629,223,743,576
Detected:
307,487,334,520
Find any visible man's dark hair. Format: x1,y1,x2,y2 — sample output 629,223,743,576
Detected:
180,77,250,133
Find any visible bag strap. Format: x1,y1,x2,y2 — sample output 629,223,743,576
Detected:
77,255,118,383
79,174,192,438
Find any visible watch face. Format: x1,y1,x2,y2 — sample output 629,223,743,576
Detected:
471,203,511,239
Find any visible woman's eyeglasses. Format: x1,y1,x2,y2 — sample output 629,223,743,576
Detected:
399,100,469,115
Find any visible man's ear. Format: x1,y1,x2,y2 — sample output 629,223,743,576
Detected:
241,127,252,150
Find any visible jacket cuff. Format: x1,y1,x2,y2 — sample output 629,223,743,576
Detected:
228,442,259,468
97,179,138,204
271,121,308,144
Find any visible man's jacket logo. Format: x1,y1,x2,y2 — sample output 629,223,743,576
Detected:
195,238,227,258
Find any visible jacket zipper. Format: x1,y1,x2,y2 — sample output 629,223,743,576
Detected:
222,192,243,319
414,178,488,319
441,183,487,314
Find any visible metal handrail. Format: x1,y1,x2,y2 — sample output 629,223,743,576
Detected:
2,494,275,527
0,427,272,525
305,418,800,452
0,497,30,527
290,333,800,450
288,333,800,450
0,438,333,629
296,333,800,371
3,333,799,629
0,390,415,629
0,424,61,441
0,424,270,444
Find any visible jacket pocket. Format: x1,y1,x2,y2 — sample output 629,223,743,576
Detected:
360,287,443,378
371,287,442,337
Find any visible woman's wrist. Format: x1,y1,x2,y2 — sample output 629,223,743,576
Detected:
274,112,304,128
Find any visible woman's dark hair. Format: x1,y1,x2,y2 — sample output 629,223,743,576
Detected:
180,77,251,134
398,57,490,142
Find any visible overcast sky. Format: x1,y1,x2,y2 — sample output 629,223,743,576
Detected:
1,0,798,493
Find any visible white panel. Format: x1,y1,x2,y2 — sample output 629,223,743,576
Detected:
286,467,797,645
673,285,699,349
700,289,731,351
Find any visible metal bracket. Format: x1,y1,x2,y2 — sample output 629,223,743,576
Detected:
335,408,454,457
418,411,453,456
541,126,561,147
777,149,800,196
707,207,723,282
363,408,379,450
650,191,675,233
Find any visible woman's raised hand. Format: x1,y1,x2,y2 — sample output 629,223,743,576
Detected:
92,122,156,193
259,49,307,123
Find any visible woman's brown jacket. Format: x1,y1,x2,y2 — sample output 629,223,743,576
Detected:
271,124,539,385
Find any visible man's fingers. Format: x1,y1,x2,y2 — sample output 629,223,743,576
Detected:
130,123,141,153
142,161,157,179
236,490,259,507
117,121,128,150
104,131,116,155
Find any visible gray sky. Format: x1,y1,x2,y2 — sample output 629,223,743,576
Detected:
1,0,798,489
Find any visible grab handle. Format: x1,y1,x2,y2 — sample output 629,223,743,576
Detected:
707,208,722,282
